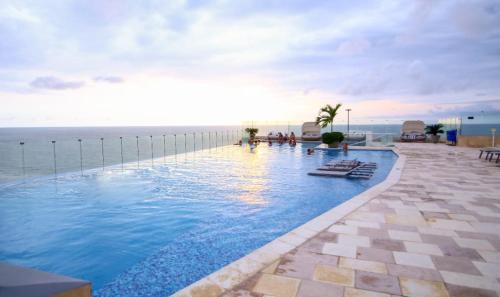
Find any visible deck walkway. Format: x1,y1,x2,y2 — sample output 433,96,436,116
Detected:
223,143,500,297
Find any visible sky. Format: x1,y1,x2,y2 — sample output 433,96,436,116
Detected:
1,0,500,127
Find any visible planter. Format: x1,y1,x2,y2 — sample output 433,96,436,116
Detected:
430,135,440,143
328,142,340,148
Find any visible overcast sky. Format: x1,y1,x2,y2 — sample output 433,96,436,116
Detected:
1,0,499,126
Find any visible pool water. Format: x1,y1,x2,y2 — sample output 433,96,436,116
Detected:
0,144,397,296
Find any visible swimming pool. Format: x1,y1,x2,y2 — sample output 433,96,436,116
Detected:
0,144,397,296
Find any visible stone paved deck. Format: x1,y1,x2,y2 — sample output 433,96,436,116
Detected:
223,143,500,297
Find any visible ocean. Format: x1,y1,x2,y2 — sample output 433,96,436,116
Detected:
1,123,498,183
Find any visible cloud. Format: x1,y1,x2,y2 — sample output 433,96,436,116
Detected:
30,76,84,90
451,0,500,37
335,38,371,56
93,76,124,83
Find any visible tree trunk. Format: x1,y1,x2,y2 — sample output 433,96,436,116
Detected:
330,123,333,132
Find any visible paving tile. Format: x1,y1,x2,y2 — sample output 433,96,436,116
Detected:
339,258,387,274
403,241,443,256
399,277,449,297
296,279,343,297
385,214,427,227
337,234,371,248
431,255,481,275
386,263,442,282
345,220,381,229
253,274,301,297
439,245,484,260
322,243,357,258
357,227,390,239
355,271,401,295
388,230,422,242
472,261,500,278
276,256,317,280
393,252,435,269
344,287,390,297
448,213,479,222
328,224,358,235
313,264,354,287
420,234,458,247
477,250,500,264
347,212,386,223
417,227,458,237
440,271,500,291
357,247,395,264
262,260,280,274
427,219,475,232
371,239,405,252
445,283,498,297
453,237,496,251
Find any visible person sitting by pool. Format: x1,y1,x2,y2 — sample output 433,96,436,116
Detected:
284,133,289,142
307,148,314,155
278,132,284,145
289,132,297,146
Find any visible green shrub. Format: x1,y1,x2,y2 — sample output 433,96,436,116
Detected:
322,132,344,144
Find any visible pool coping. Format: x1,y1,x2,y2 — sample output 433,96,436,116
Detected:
170,147,406,297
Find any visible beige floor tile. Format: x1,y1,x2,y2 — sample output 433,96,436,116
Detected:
440,271,500,291
347,212,386,223
393,252,435,269
388,230,422,242
403,241,443,256
399,277,449,297
313,264,354,286
262,260,280,274
477,250,500,264
322,243,357,258
428,219,475,232
453,237,496,251
472,261,500,278
385,214,427,227
417,227,457,237
337,234,371,248
328,224,358,235
253,274,301,297
344,287,390,297
345,220,381,229
339,257,387,274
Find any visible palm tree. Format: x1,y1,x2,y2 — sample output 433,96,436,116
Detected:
316,103,342,132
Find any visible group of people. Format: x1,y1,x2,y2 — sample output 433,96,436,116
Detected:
267,131,297,146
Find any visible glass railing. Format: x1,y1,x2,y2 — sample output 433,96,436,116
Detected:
0,130,241,184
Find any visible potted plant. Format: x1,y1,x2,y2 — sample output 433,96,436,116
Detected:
425,124,444,143
316,103,342,132
322,131,345,148
245,128,259,142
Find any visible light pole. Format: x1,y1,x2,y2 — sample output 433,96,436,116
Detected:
346,108,352,140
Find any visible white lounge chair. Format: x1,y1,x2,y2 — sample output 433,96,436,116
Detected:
302,122,321,141
401,120,426,142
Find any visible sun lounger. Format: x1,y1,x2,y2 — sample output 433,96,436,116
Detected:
478,147,500,160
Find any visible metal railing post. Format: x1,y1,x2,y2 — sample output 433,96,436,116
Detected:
51,140,57,176
78,139,84,175
174,134,177,155
20,142,25,178
184,133,187,153
136,136,140,168
100,138,105,170
119,137,123,170
163,134,166,163
150,135,154,167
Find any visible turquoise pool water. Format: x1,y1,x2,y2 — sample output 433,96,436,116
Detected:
0,144,397,296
